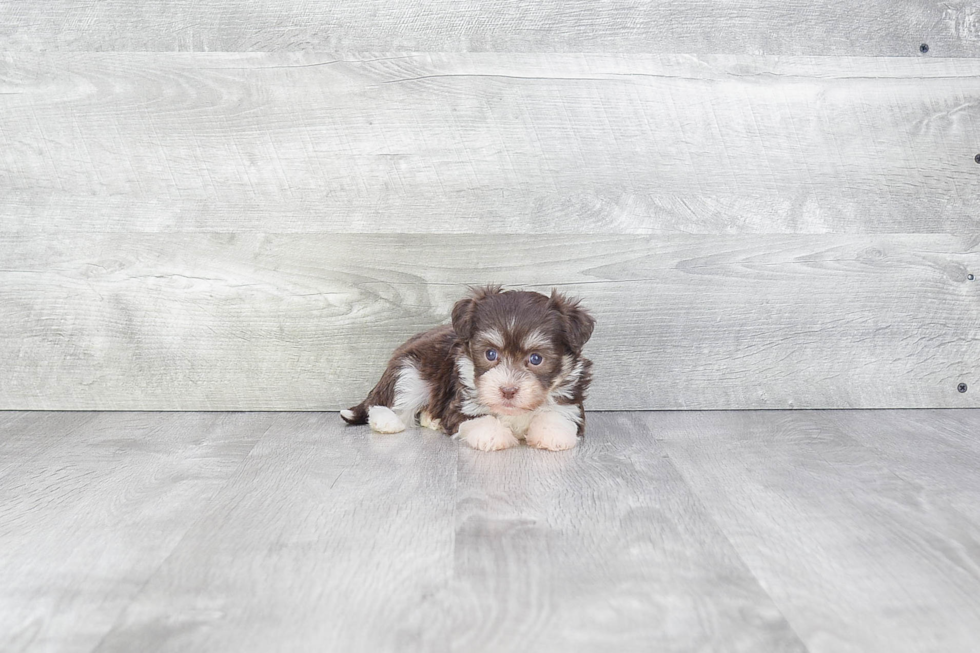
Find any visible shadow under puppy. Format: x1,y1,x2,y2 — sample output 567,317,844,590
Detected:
341,285,595,451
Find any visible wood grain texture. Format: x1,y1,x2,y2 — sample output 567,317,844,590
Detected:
0,411,99,479
2,53,979,235
436,412,806,652
2,232,977,411
819,409,980,523
92,412,806,652
8,410,980,651
94,412,459,653
0,411,274,653
1,1,978,56
652,410,980,653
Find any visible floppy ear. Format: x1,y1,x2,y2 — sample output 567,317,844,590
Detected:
548,289,596,355
451,284,503,340
451,297,476,340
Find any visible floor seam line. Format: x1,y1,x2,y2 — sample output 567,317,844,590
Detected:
639,411,815,653
86,413,279,653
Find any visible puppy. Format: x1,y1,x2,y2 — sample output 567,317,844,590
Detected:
341,285,595,451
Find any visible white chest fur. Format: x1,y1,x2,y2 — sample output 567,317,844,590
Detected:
497,400,580,439
497,411,536,438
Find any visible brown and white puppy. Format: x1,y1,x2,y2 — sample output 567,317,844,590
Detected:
341,285,595,451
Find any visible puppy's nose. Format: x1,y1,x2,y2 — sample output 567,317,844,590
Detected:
500,386,519,400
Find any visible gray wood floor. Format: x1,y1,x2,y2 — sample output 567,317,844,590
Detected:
2,410,979,652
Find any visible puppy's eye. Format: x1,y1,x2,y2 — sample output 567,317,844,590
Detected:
529,353,543,366
485,349,498,362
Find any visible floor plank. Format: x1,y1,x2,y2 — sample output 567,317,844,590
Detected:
0,412,275,653
96,412,805,653
0,411,101,480
652,410,980,653
434,412,806,652
819,409,980,523
5,410,980,651
94,413,459,653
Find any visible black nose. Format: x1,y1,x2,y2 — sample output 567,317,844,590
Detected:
500,386,519,400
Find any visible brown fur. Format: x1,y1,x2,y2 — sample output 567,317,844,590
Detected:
342,286,595,438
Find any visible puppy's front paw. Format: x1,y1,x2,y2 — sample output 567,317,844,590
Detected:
368,405,406,434
419,410,442,432
456,415,519,452
526,411,579,451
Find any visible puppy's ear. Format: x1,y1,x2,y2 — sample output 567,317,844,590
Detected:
548,289,595,355
452,285,502,340
451,297,477,340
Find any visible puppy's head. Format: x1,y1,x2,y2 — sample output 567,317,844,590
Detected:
452,285,595,416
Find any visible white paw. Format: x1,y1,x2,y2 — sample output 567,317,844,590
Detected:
456,415,520,452
368,405,406,434
525,411,579,451
419,410,442,431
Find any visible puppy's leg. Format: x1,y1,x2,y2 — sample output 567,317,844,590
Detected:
368,405,406,433
343,357,400,426
391,363,430,428
525,410,579,451
419,410,442,431
456,415,520,451
359,361,430,435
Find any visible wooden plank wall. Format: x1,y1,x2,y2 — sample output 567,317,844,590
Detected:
1,4,978,410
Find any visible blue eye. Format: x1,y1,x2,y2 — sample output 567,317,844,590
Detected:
529,353,543,366
486,349,498,362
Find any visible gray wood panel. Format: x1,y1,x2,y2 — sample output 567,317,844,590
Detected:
652,410,980,653
2,233,977,410
1,1,977,56
0,411,274,653
94,412,459,653
2,53,978,235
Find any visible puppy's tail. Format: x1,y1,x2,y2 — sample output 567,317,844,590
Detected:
340,403,369,425
341,359,401,425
